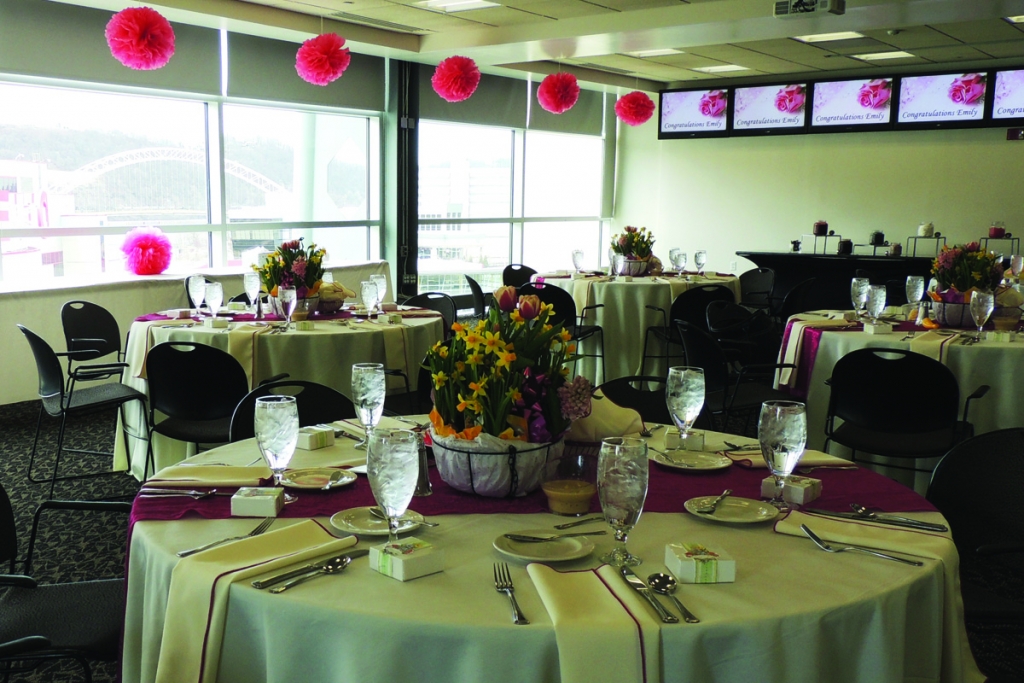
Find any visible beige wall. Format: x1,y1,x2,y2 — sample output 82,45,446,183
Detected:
614,123,1024,274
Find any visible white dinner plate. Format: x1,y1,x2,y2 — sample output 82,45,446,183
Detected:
280,468,357,490
652,450,732,471
330,507,423,536
492,529,596,563
684,496,779,524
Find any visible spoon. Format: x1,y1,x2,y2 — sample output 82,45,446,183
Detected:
697,489,732,515
640,424,664,438
368,506,439,527
647,573,700,623
321,470,343,490
269,556,351,593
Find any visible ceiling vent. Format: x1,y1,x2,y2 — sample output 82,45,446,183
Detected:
329,12,427,33
773,0,845,18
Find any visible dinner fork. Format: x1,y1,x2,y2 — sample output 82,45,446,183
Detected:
799,524,923,566
494,562,529,625
177,517,274,558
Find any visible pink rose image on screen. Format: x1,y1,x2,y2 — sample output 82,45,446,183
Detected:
857,79,892,109
699,90,727,117
774,84,806,114
948,73,986,105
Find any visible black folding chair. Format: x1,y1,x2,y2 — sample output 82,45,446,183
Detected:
502,264,537,288
520,283,605,383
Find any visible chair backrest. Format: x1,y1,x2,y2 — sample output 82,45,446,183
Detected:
599,376,672,425
927,428,1024,556
502,264,537,288
60,301,121,363
229,380,356,442
184,275,215,308
739,268,774,307
670,285,734,332
827,348,960,435
0,481,16,574
775,277,817,320
147,342,249,422
17,325,65,405
465,275,487,318
707,302,781,365
405,292,457,336
520,283,578,329
675,321,731,393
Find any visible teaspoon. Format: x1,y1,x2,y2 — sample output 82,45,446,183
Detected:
269,556,351,593
647,573,700,623
369,506,439,527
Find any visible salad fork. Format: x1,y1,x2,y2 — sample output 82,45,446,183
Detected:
177,518,274,557
799,524,923,566
493,562,529,625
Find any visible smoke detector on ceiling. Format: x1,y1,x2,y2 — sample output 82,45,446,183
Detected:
773,0,845,18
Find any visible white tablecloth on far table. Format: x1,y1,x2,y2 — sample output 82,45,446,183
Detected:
534,274,741,383
114,315,443,478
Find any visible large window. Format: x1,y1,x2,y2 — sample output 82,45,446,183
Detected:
417,121,606,296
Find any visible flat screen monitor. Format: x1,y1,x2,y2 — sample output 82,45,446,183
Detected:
992,69,1024,120
732,83,807,133
658,88,729,139
810,77,893,131
896,72,988,126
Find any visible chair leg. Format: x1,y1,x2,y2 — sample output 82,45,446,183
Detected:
597,329,606,385
143,427,156,481
47,412,71,500
26,405,47,485
639,330,652,377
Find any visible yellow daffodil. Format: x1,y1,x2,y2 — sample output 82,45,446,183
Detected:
483,331,504,355
559,329,572,342
431,371,448,389
455,361,466,373
496,351,516,371
463,331,484,351
560,366,570,376
437,346,449,358
467,352,485,367
457,394,481,414
451,321,465,334
566,343,577,355
507,388,522,403
510,309,525,325
469,378,488,398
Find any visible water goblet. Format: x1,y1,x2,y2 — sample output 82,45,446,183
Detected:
351,363,385,449
278,286,298,331
367,428,420,549
254,395,299,486
905,276,925,307
187,275,207,317
694,250,708,275
572,249,585,273
597,437,649,567
1011,255,1023,279
671,251,687,277
243,272,261,313
865,285,886,324
205,282,223,318
360,280,379,315
665,366,704,446
850,277,869,316
668,248,680,272
970,290,995,342
758,401,807,509
371,274,388,311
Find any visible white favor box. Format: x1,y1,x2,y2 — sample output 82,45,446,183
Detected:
665,543,736,584
381,302,398,312
227,301,248,311
863,322,893,335
231,487,283,517
387,313,403,325
760,475,822,505
203,317,230,328
297,426,335,450
167,308,193,319
664,428,704,451
295,320,315,331
369,537,444,581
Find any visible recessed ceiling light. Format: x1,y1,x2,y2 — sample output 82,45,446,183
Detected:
793,31,864,43
852,51,915,60
1005,15,1024,23
626,48,684,58
693,65,749,74
422,0,498,11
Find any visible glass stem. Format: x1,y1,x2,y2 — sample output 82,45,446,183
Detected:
387,517,400,551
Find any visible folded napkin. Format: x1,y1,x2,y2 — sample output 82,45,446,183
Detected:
568,391,644,443
528,564,656,683
147,464,272,487
776,317,857,387
227,323,274,389
909,330,961,363
721,448,851,469
155,520,357,683
776,511,983,683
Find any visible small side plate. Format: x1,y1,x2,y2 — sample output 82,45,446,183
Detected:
330,507,423,536
493,529,595,563
653,451,732,471
280,468,357,490
684,496,779,524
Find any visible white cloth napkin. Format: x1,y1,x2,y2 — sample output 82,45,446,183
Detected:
775,316,856,387
147,464,272,487
155,521,357,683
568,391,644,442
909,330,962,363
776,511,984,683
720,448,850,469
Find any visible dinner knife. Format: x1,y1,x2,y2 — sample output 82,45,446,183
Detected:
619,566,679,623
138,488,235,497
251,549,370,589
804,509,947,532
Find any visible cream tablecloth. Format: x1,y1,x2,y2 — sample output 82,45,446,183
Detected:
123,431,978,683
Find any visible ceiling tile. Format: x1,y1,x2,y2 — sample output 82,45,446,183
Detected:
910,45,992,62
453,6,554,26
505,0,610,19
859,26,961,50
643,53,735,69
277,0,396,11
353,5,481,30
728,53,812,74
738,39,833,61
580,0,675,9
976,40,1024,58
929,19,1024,44
811,37,894,56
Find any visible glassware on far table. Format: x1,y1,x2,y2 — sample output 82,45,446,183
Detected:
351,362,386,449
205,282,224,318
905,276,925,307
1011,255,1023,279
758,400,807,509
671,251,687,276
572,249,584,273
665,366,704,445
611,253,625,277
243,272,261,313
278,286,298,331
597,436,649,567
187,275,207,317
254,395,299,486
694,250,708,275
367,428,420,548
360,280,379,315
371,274,388,311
970,290,995,342
850,277,869,316
865,285,886,324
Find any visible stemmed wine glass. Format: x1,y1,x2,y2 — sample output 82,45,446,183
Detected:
611,253,625,278
906,276,925,307
371,274,388,311
850,277,869,316
572,249,585,273
1011,255,1023,279
205,282,223,319
243,271,261,314
367,429,420,550
865,285,886,325
665,366,704,447
758,401,807,509
597,436,649,567
254,395,299,486
278,286,298,332
694,250,708,276
187,276,207,317
671,251,687,277
351,363,385,449
970,290,995,343
360,280,379,316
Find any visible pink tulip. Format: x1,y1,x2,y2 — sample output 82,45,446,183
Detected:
495,285,518,313
518,295,541,320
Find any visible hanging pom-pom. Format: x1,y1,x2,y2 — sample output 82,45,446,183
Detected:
295,33,351,86
105,7,176,71
432,56,482,103
122,227,172,275
538,72,580,114
615,91,655,126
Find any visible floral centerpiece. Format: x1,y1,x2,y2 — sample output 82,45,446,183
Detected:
253,238,327,299
928,242,1005,327
610,226,655,275
424,285,594,497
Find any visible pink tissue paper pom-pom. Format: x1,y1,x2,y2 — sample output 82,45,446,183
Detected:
615,91,655,126
296,33,351,86
122,227,172,275
538,72,580,114
105,7,176,71
432,56,482,103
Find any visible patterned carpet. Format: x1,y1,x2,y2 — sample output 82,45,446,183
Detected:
1,399,1022,681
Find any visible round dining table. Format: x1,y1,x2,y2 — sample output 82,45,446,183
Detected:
122,422,981,683
531,273,741,383
114,310,445,479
